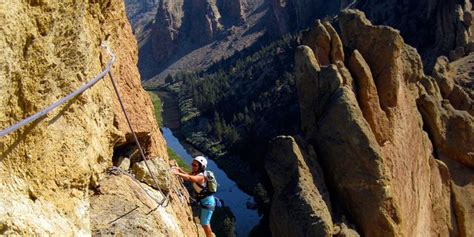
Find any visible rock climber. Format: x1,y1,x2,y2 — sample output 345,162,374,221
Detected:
172,156,215,237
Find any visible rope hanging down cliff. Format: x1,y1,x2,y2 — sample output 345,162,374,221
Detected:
0,43,169,207
103,44,170,207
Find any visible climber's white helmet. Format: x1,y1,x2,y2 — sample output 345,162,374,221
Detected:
193,156,207,170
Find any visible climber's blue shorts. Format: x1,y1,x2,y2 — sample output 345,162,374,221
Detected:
199,195,215,226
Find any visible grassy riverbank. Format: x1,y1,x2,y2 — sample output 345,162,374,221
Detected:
147,90,189,171
148,91,163,127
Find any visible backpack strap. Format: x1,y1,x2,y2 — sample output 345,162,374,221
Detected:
195,182,206,190
195,174,210,199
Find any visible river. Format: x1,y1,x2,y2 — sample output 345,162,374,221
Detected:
155,91,260,236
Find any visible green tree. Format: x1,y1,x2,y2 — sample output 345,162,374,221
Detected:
224,126,240,145
213,112,223,140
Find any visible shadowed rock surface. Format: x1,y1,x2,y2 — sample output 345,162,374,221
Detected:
266,9,473,237
266,136,333,236
355,0,474,69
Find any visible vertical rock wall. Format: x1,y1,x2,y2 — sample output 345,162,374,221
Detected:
150,0,224,64
0,0,197,235
355,0,474,68
271,0,342,35
267,9,473,237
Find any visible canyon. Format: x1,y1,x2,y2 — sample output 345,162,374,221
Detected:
1,0,473,236
266,9,473,237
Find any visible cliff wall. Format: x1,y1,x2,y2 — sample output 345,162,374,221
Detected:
0,0,198,235
266,9,473,237
355,0,474,69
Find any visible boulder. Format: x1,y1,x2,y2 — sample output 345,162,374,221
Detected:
90,174,197,236
131,157,172,193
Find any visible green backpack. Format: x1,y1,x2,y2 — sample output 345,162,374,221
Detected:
196,170,218,198
204,170,218,193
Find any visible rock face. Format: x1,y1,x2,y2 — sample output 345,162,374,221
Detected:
0,0,197,235
266,9,473,237
182,0,223,45
417,54,474,237
150,0,185,64
124,0,159,39
218,0,244,24
90,174,190,236
266,136,333,236
271,0,342,35
132,0,346,81
132,0,474,85
355,0,474,68
150,0,224,63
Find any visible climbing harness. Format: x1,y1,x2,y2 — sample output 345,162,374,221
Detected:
0,42,173,209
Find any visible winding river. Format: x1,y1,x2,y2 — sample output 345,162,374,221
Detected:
155,91,260,236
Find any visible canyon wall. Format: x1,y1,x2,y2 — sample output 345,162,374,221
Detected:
266,9,473,237
355,0,474,68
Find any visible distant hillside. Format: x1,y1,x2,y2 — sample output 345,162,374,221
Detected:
126,0,474,82
125,0,344,82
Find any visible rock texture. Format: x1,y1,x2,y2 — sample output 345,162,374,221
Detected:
271,0,342,35
266,136,333,236
132,0,256,80
91,174,189,236
218,0,244,24
150,0,186,64
131,0,474,86
149,0,226,64
266,9,473,237
417,54,474,237
355,0,474,68
0,0,198,235
124,0,159,41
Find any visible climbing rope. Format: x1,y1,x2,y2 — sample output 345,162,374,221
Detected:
103,44,170,207
1,42,171,208
0,43,115,138
109,166,170,208
170,169,191,204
